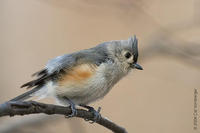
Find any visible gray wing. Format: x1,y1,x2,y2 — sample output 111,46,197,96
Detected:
21,44,109,88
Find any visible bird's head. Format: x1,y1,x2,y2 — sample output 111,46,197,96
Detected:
107,36,143,72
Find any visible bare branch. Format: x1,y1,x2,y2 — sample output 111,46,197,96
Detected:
0,101,127,133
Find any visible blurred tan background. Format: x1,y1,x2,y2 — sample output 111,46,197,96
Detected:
0,0,200,133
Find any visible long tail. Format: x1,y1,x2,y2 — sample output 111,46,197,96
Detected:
10,86,41,101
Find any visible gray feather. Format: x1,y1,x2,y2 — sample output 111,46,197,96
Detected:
45,42,110,74
10,86,42,101
20,42,110,89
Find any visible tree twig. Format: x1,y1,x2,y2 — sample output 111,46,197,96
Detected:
0,101,127,133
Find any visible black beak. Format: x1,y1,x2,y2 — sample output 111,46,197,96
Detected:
131,63,143,70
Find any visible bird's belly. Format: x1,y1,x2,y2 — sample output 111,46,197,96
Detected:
54,63,118,105
55,74,111,105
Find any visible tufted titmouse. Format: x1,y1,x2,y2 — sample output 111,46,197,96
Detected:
10,36,143,120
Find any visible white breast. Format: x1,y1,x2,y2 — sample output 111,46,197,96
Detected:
32,61,129,106
56,63,112,105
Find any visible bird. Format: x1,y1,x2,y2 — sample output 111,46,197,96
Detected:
10,35,143,121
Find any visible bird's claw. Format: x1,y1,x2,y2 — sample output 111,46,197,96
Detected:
63,97,77,118
65,104,77,118
89,106,101,123
82,106,101,123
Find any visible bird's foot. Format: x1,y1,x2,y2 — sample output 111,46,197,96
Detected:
80,105,101,123
66,104,77,118
63,97,77,118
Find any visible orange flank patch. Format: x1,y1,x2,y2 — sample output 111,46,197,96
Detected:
58,64,97,85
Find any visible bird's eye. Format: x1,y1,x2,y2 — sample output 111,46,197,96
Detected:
124,52,132,59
